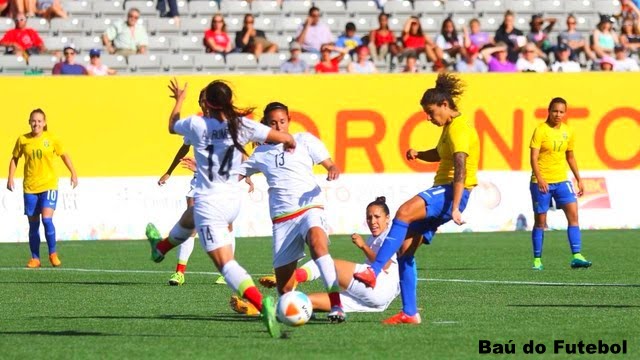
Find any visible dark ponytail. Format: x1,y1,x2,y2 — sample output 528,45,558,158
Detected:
204,80,254,156
367,196,390,216
30,108,47,131
420,72,465,110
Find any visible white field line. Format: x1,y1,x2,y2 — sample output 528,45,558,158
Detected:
0,267,637,287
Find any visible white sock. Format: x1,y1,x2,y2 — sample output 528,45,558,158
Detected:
176,237,195,263
299,260,321,281
314,254,340,293
168,223,194,246
220,260,254,295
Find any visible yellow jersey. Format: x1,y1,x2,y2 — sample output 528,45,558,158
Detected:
434,116,479,189
530,122,574,183
12,132,64,194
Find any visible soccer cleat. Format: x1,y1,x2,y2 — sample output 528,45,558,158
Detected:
214,275,227,285
168,272,185,286
258,274,277,288
145,223,164,263
26,258,41,268
49,253,61,267
532,258,543,271
327,306,346,323
382,311,422,325
570,254,592,269
353,267,377,288
229,295,260,316
260,296,281,338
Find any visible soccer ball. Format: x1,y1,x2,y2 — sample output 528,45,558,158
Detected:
276,291,313,327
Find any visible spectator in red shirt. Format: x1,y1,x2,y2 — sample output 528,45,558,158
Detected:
368,12,399,62
400,16,440,69
0,13,46,57
204,14,232,55
315,43,348,73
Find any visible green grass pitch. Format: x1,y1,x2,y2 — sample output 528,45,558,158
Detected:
0,229,638,360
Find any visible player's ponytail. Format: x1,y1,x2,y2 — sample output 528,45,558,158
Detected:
367,196,390,216
204,80,254,156
29,108,47,131
420,73,464,110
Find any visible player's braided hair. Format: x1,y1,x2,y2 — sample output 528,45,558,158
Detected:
204,80,254,156
367,196,390,216
420,73,465,111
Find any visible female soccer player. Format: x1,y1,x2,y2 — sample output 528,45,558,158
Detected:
529,97,591,270
353,73,479,325
7,108,78,268
153,78,296,338
234,101,346,323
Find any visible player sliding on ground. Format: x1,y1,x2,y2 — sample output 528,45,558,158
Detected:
147,78,296,338
231,102,346,323
353,73,480,324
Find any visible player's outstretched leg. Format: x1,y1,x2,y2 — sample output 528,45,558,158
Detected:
261,296,281,338
229,295,259,316
145,223,165,263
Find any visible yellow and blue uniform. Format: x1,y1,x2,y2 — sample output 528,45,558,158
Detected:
12,132,63,216
529,122,577,214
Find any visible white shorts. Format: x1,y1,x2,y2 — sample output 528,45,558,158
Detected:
340,263,400,313
193,192,241,252
186,176,197,198
272,208,328,268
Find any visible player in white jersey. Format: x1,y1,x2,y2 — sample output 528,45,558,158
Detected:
147,79,296,338
234,102,346,323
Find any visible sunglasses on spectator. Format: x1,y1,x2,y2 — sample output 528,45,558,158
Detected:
64,51,75,55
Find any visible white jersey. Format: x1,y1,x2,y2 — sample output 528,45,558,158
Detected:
237,132,330,221
173,115,270,196
364,228,397,267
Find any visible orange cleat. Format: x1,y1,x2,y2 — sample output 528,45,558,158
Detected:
49,253,61,267
26,258,41,268
382,312,422,325
353,267,377,288
258,274,277,288
229,295,260,316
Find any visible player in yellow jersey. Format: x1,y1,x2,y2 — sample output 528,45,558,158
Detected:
7,109,78,268
354,73,479,324
529,97,591,270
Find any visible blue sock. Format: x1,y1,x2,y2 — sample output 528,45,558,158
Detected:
28,220,41,259
532,227,544,258
398,255,418,316
42,217,57,255
370,219,409,275
567,225,581,254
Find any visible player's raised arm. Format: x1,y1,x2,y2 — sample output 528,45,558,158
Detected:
168,78,188,134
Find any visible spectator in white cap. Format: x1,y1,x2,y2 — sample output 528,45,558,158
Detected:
86,48,116,76
279,42,309,74
52,45,88,75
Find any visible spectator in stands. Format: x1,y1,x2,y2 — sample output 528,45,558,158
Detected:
557,14,595,63
401,53,419,73
435,17,465,66
455,44,487,73
592,15,619,59
156,0,180,23
336,22,362,55
52,45,88,75
516,42,548,72
599,56,615,71
10,0,35,18
0,13,45,57
235,14,277,58
0,0,8,16
480,41,517,72
613,45,640,71
35,0,66,20
296,6,333,54
550,43,581,72
463,18,493,49
103,8,148,56
368,12,399,62
204,14,232,56
401,16,439,69
619,0,640,22
315,43,347,73
527,14,555,55
347,45,377,73
494,10,525,63
279,41,309,74
619,17,640,55
86,48,116,75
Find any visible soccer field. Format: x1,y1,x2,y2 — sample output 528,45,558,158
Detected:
0,229,638,360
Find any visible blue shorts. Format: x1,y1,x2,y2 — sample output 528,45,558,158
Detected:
530,181,577,214
24,190,58,216
408,184,471,244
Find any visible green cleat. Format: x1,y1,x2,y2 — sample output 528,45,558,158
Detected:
532,258,543,271
145,223,164,263
215,275,227,285
261,296,281,339
570,254,592,269
168,272,185,286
